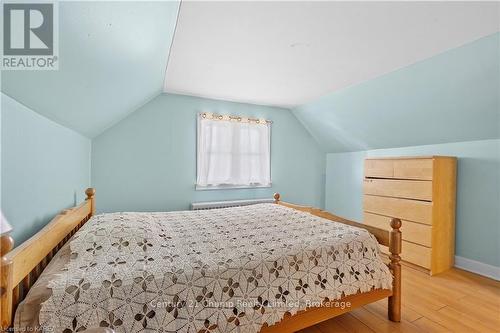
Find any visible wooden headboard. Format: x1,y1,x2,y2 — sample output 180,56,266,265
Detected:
0,188,96,330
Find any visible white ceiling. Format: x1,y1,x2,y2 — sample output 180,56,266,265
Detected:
164,1,500,108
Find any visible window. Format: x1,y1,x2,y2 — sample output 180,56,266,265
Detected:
196,113,271,189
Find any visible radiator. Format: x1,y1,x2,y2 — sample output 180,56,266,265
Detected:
191,198,274,210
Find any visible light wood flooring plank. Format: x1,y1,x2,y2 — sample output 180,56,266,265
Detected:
299,267,500,333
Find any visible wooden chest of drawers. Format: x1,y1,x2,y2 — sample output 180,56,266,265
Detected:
363,156,457,275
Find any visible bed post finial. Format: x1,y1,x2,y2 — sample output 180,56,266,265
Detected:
388,218,402,322
85,188,96,216
273,193,281,204
0,234,14,330
85,187,95,199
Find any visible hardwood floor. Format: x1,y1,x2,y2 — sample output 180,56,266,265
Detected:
299,265,500,333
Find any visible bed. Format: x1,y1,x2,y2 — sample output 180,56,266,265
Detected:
0,189,402,332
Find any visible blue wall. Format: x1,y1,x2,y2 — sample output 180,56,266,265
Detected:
1,1,180,137
325,151,367,221
293,33,499,152
296,33,499,269
92,93,325,213
325,139,500,267
1,94,91,245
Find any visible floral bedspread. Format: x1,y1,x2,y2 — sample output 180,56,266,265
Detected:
39,203,392,332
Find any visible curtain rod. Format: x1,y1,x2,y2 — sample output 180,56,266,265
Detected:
199,112,273,124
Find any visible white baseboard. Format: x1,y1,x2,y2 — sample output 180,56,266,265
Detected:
454,256,500,281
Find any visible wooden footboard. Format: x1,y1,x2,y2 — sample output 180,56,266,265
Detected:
266,193,402,332
0,188,95,330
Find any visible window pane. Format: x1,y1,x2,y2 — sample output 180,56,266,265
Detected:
197,116,271,187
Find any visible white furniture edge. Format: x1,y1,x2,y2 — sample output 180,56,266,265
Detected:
454,256,500,281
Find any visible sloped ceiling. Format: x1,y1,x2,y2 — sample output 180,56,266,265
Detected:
165,1,499,108
293,33,500,153
1,0,498,147
1,1,180,138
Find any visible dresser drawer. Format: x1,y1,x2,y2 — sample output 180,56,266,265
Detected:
364,195,432,225
365,159,394,178
363,178,432,201
402,241,431,269
364,212,432,247
393,159,433,180
380,241,431,269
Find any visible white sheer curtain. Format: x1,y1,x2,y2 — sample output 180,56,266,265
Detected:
197,115,271,188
